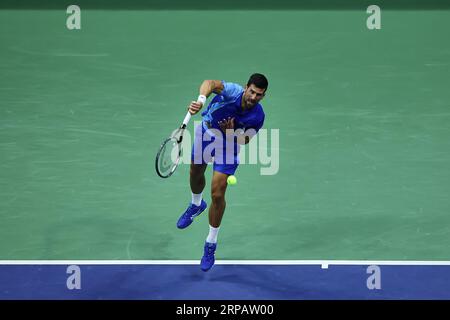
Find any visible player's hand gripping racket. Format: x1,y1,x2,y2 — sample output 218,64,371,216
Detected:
155,112,192,178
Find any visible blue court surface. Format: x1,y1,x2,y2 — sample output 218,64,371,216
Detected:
1,261,449,300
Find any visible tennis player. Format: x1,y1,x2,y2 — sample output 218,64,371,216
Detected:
177,73,268,271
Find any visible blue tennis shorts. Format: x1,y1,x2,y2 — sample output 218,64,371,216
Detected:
191,122,240,175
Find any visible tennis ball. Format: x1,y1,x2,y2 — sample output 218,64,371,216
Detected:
227,175,237,185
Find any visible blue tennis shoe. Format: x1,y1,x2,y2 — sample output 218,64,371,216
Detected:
200,241,216,272
177,200,207,229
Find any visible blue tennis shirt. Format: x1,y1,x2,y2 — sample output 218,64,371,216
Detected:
201,80,265,133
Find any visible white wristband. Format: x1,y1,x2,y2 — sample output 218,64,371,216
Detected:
197,94,207,106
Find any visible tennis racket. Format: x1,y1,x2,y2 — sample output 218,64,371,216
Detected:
155,111,192,178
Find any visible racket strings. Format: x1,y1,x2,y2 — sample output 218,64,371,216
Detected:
156,138,181,178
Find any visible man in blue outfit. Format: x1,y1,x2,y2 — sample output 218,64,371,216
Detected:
177,73,268,271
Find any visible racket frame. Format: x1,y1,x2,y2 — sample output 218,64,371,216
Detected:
155,112,191,178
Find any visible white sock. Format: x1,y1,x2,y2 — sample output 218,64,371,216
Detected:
191,192,202,206
206,225,220,244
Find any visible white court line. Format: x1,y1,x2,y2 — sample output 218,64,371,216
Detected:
1,260,450,266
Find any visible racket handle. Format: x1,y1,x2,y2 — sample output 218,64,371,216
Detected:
182,112,192,128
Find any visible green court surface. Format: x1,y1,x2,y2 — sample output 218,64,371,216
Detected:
0,8,449,261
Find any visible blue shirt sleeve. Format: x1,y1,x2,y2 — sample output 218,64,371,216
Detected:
219,81,243,101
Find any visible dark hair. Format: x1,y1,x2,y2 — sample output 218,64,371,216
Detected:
247,73,268,92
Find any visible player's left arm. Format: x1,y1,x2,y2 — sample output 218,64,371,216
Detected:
218,118,262,145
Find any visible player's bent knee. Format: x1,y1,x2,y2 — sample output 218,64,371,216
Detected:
211,191,225,204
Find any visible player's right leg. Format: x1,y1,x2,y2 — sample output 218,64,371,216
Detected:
177,163,208,229
177,123,210,229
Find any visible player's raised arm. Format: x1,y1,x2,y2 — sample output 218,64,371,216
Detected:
200,80,224,96
188,80,224,115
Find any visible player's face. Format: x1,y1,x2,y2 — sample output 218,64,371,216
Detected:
243,84,265,108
